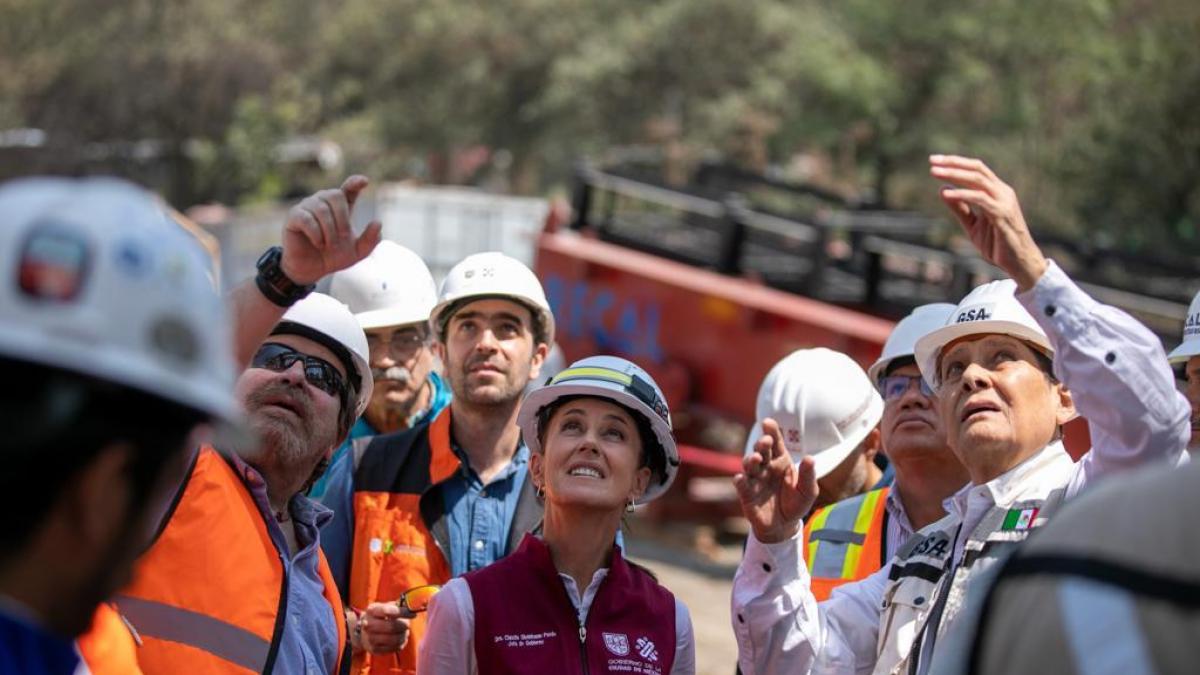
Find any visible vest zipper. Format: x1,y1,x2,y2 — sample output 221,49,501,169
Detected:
262,552,288,674
578,621,589,675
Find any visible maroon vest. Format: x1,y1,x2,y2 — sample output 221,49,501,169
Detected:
467,534,677,675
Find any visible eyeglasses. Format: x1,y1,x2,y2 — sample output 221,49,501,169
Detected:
396,584,441,613
251,342,347,399
879,374,935,401
366,329,429,360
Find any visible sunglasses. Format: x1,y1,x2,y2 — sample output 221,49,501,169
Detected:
396,584,441,613
879,374,935,401
251,342,347,399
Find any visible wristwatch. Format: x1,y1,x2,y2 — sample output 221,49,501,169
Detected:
255,246,314,307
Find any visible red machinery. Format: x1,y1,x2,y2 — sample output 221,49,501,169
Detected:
534,165,1094,524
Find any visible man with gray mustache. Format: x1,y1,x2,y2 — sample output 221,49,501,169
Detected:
309,241,451,499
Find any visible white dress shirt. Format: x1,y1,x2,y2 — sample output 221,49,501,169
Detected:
731,260,1190,675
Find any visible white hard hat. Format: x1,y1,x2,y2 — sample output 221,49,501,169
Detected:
1168,289,1200,365
430,252,555,345
271,293,373,417
914,279,1053,389
328,241,437,330
518,355,678,503
867,303,958,384
0,176,237,422
744,348,884,479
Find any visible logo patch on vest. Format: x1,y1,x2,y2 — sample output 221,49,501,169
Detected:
604,632,630,656
636,636,658,662
1001,507,1039,531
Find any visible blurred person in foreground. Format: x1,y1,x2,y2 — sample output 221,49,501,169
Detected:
0,177,238,675
730,155,1188,675
418,356,695,674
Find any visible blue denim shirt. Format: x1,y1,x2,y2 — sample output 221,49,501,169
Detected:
232,455,341,675
442,443,530,577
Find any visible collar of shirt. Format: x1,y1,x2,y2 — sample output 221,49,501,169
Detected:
0,604,78,675
227,452,333,541
451,441,530,484
944,441,1073,526
884,488,913,533
558,568,610,626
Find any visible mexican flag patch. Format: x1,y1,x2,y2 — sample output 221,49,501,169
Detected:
1001,507,1039,531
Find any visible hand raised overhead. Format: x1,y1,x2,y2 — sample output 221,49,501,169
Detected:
280,175,383,286
930,155,1048,292
734,418,818,544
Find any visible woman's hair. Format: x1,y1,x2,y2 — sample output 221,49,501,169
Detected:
534,394,666,482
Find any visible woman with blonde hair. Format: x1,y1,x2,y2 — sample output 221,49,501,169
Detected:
419,355,696,674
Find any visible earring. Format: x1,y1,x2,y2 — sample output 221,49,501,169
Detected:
625,496,636,513
536,484,545,500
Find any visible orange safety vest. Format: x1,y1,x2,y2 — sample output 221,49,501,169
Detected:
802,486,889,601
117,447,347,674
75,603,143,674
349,409,458,675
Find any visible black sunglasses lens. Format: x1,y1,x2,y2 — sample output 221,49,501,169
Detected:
254,344,345,397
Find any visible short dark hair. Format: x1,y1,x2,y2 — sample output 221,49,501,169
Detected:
0,358,206,560
437,296,549,347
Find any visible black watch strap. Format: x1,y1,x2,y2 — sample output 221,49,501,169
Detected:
255,246,315,307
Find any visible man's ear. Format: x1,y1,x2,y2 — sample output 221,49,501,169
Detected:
528,342,550,383
1054,384,1077,426
432,340,447,363
861,428,882,464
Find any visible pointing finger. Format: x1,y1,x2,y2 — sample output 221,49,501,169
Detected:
340,175,370,211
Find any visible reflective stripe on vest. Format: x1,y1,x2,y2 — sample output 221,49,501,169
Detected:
115,596,267,672
349,409,457,675
803,487,888,600
121,447,346,675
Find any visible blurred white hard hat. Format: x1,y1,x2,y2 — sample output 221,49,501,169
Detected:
915,279,1052,389
519,355,678,503
271,293,373,417
867,303,957,384
328,240,437,330
1168,289,1200,365
430,251,554,344
744,348,884,479
0,176,237,422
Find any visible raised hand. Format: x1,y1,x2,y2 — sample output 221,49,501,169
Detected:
734,418,819,544
930,155,1048,291
279,175,383,285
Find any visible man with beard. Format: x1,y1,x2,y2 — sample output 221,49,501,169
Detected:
115,178,383,675
310,240,451,502
323,251,551,675
0,177,238,675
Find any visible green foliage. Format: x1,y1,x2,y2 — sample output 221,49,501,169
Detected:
0,0,1195,253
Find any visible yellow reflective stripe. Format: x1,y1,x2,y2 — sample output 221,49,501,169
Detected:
840,488,883,579
805,507,833,574
551,366,633,387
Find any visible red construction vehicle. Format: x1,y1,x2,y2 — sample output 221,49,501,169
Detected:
533,162,1186,525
